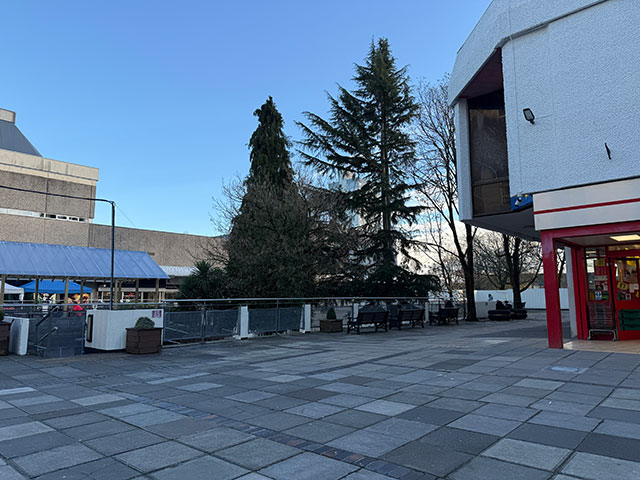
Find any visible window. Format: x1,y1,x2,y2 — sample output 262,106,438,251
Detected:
468,90,510,216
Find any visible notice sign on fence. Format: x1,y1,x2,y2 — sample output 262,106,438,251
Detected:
152,310,162,318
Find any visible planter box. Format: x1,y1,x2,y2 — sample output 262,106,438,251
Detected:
0,322,11,356
319,319,343,333
126,328,163,354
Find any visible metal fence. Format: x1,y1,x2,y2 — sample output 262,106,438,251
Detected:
0,296,465,355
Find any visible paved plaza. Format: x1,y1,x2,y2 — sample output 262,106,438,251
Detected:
1,314,640,479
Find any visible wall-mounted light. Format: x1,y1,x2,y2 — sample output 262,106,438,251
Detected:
522,108,535,124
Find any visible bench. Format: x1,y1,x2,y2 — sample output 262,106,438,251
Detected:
346,310,389,334
389,308,425,330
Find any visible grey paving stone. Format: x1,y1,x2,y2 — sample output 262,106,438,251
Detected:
355,399,415,416
179,427,255,452
424,397,483,413
319,394,372,408
63,419,135,441
0,421,52,441
324,409,386,429
383,442,471,477
98,403,159,418
254,394,308,410
419,426,500,454
284,402,345,419
366,418,438,441
480,392,537,407
152,456,247,480
397,406,465,425
260,452,358,480
287,388,338,401
382,392,437,405
215,438,300,470
72,394,124,406
121,409,188,427
225,390,277,403
84,429,165,456
13,444,102,477
246,411,310,431
483,438,570,470
175,382,223,392
116,441,201,473
43,411,107,429
562,452,640,480
450,456,551,480
146,417,218,438
448,414,521,436
0,430,74,458
530,411,601,432
531,399,595,416
595,419,640,440
578,433,640,462
508,423,587,449
283,420,355,443
0,466,26,480
343,471,395,480
236,474,272,480
473,403,538,421
328,428,409,457
559,382,613,396
36,457,139,480
8,394,61,407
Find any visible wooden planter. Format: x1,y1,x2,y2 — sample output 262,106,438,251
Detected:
319,319,343,333
126,328,163,354
0,322,10,356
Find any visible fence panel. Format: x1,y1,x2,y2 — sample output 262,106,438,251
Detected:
164,310,203,342
205,309,238,338
248,308,278,334
28,310,85,358
278,306,303,331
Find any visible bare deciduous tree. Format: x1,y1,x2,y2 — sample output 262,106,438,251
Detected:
413,76,478,319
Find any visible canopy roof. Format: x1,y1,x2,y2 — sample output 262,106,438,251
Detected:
1,281,23,294
0,241,169,280
21,280,92,294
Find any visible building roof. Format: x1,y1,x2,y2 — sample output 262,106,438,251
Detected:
160,265,196,277
0,241,169,279
0,119,41,156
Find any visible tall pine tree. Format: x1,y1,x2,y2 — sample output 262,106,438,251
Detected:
226,97,315,297
298,39,424,295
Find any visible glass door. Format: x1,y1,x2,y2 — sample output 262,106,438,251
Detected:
610,254,640,340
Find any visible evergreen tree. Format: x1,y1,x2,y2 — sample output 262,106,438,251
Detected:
226,97,315,297
298,38,423,295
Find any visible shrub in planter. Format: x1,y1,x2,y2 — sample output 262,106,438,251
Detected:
320,306,342,333
126,316,163,354
0,309,9,356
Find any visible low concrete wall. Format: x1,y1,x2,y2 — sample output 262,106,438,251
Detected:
7,316,29,355
85,309,164,351
475,289,570,309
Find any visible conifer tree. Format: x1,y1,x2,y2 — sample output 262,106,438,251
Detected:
298,39,425,295
226,97,315,297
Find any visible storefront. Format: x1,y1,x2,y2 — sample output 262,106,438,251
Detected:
540,220,640,348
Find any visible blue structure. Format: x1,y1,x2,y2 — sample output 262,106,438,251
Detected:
21,280,92,294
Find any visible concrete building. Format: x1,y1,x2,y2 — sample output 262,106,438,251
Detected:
0,107,217,300
450,0,640,347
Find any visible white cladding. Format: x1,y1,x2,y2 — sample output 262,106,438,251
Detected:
451,0,640,226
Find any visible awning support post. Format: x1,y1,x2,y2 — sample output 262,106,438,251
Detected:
0,275,5,306
64,277,70,310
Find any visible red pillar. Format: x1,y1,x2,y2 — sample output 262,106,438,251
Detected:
541,231,563,348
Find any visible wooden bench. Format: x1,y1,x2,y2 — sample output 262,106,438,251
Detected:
389,308,425,330
346,310,389,334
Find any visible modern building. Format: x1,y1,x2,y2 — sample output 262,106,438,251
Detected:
0,107,218,300
450,0,640,347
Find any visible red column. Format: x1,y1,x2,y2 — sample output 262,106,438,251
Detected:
541,231,563,348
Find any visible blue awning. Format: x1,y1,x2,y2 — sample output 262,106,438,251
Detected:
21,280,93,294
0,241,169,279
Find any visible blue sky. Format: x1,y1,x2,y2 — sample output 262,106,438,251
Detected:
2,1,490,236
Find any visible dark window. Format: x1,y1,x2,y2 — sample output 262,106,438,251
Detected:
468,90,510,216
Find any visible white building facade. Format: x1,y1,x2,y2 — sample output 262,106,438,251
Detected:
450,0,640,347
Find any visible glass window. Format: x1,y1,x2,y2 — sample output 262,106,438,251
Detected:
468,90,510,216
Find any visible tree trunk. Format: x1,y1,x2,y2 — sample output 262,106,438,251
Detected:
464,224,477,321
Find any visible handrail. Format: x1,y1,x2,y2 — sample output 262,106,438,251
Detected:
37,326,58,345
35,305,62,328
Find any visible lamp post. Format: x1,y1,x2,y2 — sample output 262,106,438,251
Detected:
0,185,117,309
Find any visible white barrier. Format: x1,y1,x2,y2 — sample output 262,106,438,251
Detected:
475,289,569,309
85,308,164,351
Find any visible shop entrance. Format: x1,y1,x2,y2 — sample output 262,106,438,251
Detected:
609,250,640,340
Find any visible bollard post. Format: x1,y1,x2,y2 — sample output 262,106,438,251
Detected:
235,305,249,340
302,304,311,333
